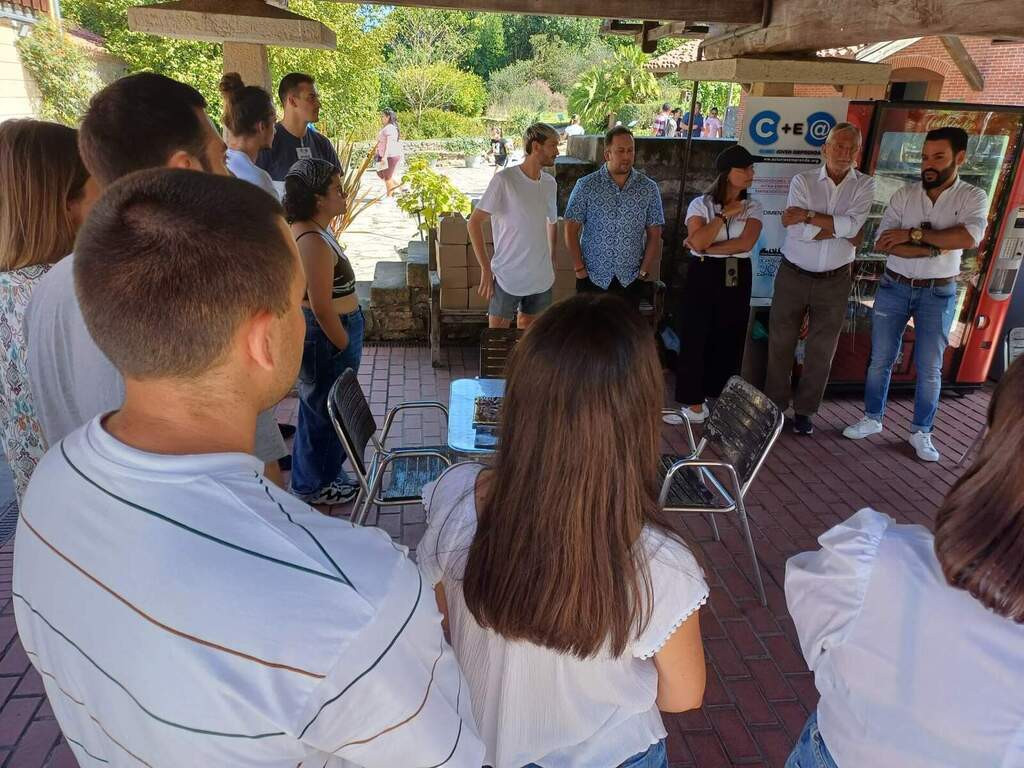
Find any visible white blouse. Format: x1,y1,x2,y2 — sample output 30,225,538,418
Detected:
418,463,709,768
786,508,1024,768
227,149,280,200
685,194,763,259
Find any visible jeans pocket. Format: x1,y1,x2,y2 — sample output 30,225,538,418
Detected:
932,281,956,299
298,339,318,386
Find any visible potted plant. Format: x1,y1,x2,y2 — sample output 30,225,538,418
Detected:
450,137,487,168
395,157,471,240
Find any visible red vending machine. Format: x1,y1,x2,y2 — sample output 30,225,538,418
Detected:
829,101,1024,389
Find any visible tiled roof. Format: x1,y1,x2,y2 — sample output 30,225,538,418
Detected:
646,40,701,72
7,0,49,13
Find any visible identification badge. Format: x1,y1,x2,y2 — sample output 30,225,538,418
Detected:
296,147,313,160
725,257,739,287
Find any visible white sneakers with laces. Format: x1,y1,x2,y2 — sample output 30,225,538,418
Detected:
908,431,941,462
842,417,883,439
662,403,709,425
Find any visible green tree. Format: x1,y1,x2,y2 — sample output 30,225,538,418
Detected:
568,46,660,131
382,7,476,67
15,18,98,125
391,63,486,124
465,13,507,79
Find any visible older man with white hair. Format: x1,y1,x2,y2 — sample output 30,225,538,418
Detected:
765,122,876,435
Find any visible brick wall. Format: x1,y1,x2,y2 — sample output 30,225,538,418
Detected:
891,36,1024,105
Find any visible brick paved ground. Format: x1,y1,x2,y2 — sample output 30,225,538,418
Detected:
0,343,990,767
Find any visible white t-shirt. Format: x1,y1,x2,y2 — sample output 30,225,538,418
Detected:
703,117,723,139
14,417,485,768
786,508,1024,768
377,124,403,159
477,165,558,296
685,194,764,259
418,463,709,768
879,177,989,280
564,124,585,137
227,148,280,200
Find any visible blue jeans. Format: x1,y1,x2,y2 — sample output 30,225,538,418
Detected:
523,739,667,768
785,712,838,768
290,307,363,496
863,273,957,433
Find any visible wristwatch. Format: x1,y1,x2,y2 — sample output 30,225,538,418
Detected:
638,270,649,281
804,209,815,223
910,227,924,244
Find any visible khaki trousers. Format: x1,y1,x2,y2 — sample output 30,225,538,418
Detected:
764,260,851,416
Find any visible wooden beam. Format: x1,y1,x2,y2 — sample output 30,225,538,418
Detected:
128,0,336,48
352,0,763,24
674,57,891,85
637,21,660,53
702,0,1024,59
649,22,688,41
939,35,984,91
602,19,643,35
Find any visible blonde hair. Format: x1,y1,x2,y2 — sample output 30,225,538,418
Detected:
0,120,88,271
523,122,559,155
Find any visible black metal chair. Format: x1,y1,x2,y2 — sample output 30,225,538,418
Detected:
659,376,783,606
327,368,453,526
478,328,523,379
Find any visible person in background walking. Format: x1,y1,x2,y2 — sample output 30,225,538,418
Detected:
681,102,704,138
564,114,585,138
283,159,363,506
565,126,663,310
220,73,278,200
489,126,509,174
765,123,875,435
665,109,679,138
375,109,403,197
785,354,1024,768
703,107,724,139
652,103,672,136
257,72,340,182
0,120,99,504
843,126,989,461
674,145,763,423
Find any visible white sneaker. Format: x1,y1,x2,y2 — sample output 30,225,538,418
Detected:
662,404,708,425
842,417,883,439
909,431,940,462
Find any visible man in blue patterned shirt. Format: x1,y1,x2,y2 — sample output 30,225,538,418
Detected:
564,126,665,309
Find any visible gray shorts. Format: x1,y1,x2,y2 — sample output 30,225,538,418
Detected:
254,407,288,463
489,279,553,320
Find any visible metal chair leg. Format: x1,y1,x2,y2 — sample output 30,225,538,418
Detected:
708,513,722,542
736,500,767,607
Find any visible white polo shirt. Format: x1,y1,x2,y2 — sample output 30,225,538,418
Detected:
477,165,557,297
14,417,484,768
783,166,876,272
879,177,990,280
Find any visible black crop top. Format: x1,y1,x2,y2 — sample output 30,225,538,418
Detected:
296,228,357,300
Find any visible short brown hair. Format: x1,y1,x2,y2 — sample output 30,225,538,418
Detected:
934,355,1024,621
604,125,634,145
220,72,276,137
459,294,692,657
74,169,294,380
79,73,208,186
278,72,314,105
0,120,88,271
523,122,558,155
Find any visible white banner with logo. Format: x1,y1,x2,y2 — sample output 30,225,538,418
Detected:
740,97,849,303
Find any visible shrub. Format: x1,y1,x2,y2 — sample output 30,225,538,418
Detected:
390,63,487,119
486,61,532,102
396,156,471,235
397,109,485,140
16,18,98,125
502,107,543,143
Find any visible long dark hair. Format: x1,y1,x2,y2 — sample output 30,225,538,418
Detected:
382,109,400,140
706,169,749,206
935,356,1024,622
220,72,275,138
461,294,691,657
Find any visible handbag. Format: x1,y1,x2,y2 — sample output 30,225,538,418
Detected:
373,154,389,172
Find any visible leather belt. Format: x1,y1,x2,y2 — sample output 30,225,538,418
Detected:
884,268,955,287
782,258,850,280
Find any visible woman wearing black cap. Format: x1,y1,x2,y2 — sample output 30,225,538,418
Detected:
674,145,762,422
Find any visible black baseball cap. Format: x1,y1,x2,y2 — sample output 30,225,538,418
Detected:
716,145,758,171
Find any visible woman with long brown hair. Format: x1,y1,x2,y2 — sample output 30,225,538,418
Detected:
419,293,708,768
784,355,1024,768
0,120,99,503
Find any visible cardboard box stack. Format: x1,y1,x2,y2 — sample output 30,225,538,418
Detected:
436,214,493,311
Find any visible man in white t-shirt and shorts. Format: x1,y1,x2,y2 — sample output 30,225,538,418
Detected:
469,122,560,329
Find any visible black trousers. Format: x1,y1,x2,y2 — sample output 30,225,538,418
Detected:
576,275,647,309
674,257,752,405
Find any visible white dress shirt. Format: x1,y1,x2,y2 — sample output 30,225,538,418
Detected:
14,417,484,768
786,508,1024,768
879,177,990,280
783,166,875,272
419,463,709,768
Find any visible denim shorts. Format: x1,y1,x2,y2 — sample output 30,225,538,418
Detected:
785,711,838,768
522,738,667,768
489,279,553,320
